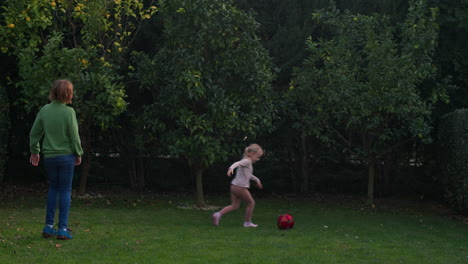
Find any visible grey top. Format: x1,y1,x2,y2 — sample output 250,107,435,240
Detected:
229,158,260,188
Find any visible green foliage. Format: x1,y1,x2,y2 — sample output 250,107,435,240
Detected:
135,0,276,205
235,0,411,87
140,0,275,167
0,84,9,184
15,33,127,129
236,0,329,86
0,0,157,193
290,0,443,203
437,109,468,212
0,0,157,124
0,0,157,53
434,0,468,111
292,0,441,156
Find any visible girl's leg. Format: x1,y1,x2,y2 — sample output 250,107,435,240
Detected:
212,185,242,226
233,187,255,223
220,185,256,221
218,185,242,216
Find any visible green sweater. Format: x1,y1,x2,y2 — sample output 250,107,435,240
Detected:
29,102,83,158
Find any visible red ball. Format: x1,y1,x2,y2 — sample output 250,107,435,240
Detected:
277,214,294,230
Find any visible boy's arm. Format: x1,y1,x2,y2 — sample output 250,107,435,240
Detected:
68,109,84,157
29,111,43,166
29,154,40,166
29,111,43,155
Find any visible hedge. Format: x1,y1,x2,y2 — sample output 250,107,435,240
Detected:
437,109,468,212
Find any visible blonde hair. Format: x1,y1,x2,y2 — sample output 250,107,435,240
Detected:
243,144,263,158
48,79,74,104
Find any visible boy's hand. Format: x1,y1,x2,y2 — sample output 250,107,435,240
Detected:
227,168,234,177
30,153,40,166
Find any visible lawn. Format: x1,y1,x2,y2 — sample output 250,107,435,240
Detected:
0,189,467,264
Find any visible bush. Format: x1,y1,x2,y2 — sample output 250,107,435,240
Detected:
437,109,468,212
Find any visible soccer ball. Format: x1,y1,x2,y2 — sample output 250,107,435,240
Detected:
277,214,294,230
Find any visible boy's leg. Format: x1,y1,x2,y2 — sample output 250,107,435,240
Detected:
44,159,60,227
57,155,75,230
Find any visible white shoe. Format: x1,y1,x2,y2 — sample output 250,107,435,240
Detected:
243,222,258,227
212,213,221,226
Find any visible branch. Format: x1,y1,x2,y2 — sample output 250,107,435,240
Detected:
129,0,158,47
329,125,359,157
66,1,78,48
380,136,417,157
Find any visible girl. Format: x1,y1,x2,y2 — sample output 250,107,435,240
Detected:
212,144,264,227
29,79,83,240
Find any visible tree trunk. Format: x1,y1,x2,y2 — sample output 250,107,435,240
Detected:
127,148,146,192
382,152,393,196
79,123,91,195
128,156,137,190
135,151,145,191
299,131,309,193
367,156,376,206
112,123,146,192
194,165,206,208
286,142,298,193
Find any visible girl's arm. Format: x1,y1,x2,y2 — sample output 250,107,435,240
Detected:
227,159,250,176
251,175,263,189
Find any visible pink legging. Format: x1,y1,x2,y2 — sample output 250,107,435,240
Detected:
218,185,255,222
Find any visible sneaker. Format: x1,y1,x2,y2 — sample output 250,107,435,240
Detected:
57,228,73,240
42,226,57,238
212,212,221,226
243,222,258,228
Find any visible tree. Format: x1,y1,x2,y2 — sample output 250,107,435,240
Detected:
235,0,412,194
0,0,156,193
137,0,275,207
291,0,445,204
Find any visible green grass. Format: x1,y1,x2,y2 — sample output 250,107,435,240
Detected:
0,193,467,264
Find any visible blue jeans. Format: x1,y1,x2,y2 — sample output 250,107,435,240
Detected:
44,154,75,230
